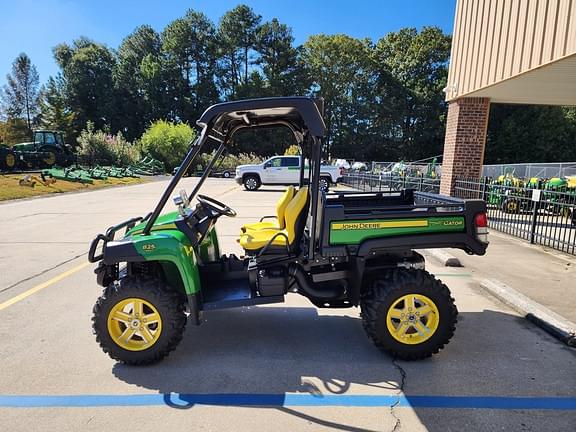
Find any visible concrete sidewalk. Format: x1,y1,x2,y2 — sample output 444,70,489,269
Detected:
445,231,576,323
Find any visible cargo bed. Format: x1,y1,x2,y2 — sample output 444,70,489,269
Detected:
318,189,488,257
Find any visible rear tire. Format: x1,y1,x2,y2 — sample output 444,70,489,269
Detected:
222,170,231,178
361,269,457,360
92,276,186,365
0,148,16,171
243,175,261,191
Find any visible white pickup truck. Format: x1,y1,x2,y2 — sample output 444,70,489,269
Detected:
235,155,343,191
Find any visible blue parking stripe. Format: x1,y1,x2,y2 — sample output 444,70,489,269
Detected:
1,394,576,410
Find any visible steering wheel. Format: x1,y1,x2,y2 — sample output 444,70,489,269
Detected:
196,194,237,218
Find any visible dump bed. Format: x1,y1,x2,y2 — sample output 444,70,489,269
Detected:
318,189,488,257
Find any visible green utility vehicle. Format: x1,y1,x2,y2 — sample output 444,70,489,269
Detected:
11,130,74,168
88,97,489,365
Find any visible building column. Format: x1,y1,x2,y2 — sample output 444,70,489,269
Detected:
440,97,490,196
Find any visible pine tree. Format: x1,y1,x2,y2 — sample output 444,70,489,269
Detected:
1,53,40,132
39,76,74,138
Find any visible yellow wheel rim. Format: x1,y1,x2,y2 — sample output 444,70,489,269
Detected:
386,294,440,345
6,153,15,168
44,152,56,166
107,298,162,351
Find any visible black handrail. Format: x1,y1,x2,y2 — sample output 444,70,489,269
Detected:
143,131,205,235
187,142,226,203
307,136,322,259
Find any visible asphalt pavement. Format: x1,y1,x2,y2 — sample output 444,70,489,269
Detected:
1,179,575,432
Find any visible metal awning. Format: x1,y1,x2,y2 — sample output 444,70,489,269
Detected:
457,54,576,106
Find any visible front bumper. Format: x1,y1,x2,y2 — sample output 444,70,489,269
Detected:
234,175,243,185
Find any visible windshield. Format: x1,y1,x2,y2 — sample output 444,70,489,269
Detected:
45,133,56,145
33,132,44,144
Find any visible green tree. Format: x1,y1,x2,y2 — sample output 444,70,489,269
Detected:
39,75,75,139
1,53,40,132
217,4,261,98
486,105,576,163
115,25,162,140
162,10,219,121
53,38,117,137
232,126,297,156
302,34,375,158
256,19,309,96
140,120,196,171
373,27,451,159
0,118,30,144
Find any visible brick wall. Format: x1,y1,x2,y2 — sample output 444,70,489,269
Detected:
440,97,490,195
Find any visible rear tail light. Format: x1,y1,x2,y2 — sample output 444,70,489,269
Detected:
474,212,489,244
475,212,488,227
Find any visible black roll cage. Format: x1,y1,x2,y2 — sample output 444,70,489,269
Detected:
142,97,327,260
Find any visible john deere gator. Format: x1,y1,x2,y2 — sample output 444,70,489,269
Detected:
88,97,489,365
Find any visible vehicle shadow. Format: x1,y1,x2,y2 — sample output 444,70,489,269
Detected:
112,306,576,431
114,307,400,395
113,307,401,431
249,188,287,193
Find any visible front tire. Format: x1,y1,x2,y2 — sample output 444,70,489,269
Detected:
92,276,186,365
361,269,457,360
39,146,58,168
319,177,330,192
243,175,261,191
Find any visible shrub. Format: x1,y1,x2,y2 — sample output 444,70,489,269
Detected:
284,145,300,156
140,120,196,172
77,122,140,166
220,153,262,170
192,152,262,173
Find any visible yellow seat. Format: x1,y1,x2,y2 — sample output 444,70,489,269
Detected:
240,187,309,252
241,186,294,233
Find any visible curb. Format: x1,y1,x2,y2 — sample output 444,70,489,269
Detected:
480,279,576,347
425,249,462,267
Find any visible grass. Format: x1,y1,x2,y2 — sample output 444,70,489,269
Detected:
0,173,145,201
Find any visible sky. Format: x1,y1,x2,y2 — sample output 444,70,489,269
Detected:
0,0,457,84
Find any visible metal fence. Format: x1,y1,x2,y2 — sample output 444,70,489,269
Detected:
341,173,441,194
482,162,576,179
340,173,576,256
453,178,576,255
343,161,576,179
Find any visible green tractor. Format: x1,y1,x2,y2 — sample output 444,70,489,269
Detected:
542,176,576,221
88,97,489,365
487,170,532,214
11,130,75,169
